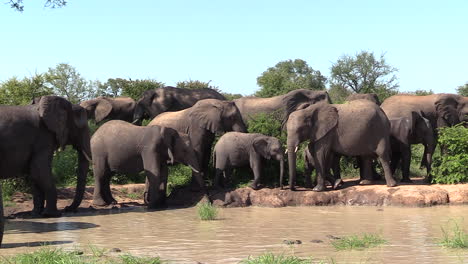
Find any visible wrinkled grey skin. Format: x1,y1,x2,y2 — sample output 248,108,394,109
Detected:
133,86,226,124
382,94,468,173
346,93,381,105
149,99,247,187
91,120,202,209
389,112,435,182
80,96,136,123
286,100,397,191
0,96,91,217
233,89,331,125
302,144,342,189
213,132,284,190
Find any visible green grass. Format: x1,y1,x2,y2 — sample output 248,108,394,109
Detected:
240,253,310,264
439,220,468,248
197,202,218,221
331,233,387,250
0,247,162,264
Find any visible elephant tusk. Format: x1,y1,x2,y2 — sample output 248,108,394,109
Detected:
189,165,200,174
285,149,288,154
294,146,298,153
82,150,92,162
132,119,140,124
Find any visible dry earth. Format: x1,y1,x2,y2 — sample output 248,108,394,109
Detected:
5,178,468,218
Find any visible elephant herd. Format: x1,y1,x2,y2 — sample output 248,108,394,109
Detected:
0,86,467,246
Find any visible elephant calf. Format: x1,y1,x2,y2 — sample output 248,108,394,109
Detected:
213,132,284,189
91,120,202,208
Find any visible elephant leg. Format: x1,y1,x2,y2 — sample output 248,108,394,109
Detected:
419,145,428,169
142,152,164,209
359,156,374,185
157,164,168,206
390,150,401,175
376,143,397,187
30,153,60,217
223,168,233,187
303,163,314,189
250,156,262,190
400,145,412,183
330,155,343,189
31,183,45,216
92,158,114,206
312,142,331,192
214,168,225,188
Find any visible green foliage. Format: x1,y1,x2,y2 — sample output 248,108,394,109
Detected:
1,178,30,203
457,83,468,97
432,124,468,184
45,63,93,104
327,83,351,104
330,51,399,101
96,78,165,100
331,233,387,250
414,89,434,96
119,254,161,264
256,59,327,98
439,219,468,248
0,74,53,105
222,92,244,100
176,79,220,92
197,202,218,220
240,253,310,264
167,164,193,195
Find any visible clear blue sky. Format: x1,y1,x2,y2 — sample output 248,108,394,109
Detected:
1,0,466,95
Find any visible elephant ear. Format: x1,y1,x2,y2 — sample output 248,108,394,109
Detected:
189,101,223,133
94,99,113,123
311,104,338,142
253,137,270,159
160,126,178,164
435,94,460,127
38,96,71,149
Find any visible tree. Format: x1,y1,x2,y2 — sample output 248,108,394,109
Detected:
457,83,468,96
327,83,351,104
120,79,165,100
330,51,399,100
45,63,92,104
8,0,66,12
256,59,327,98
176,80,220,92
0,74,52,105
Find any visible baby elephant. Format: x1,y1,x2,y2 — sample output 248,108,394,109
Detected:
91,120,203,208
213,132,284,190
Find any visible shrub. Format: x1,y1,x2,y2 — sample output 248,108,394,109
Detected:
331,233,387,250
432,124,468,184
197,202,218,220
439,219,468,248
240,253,310,264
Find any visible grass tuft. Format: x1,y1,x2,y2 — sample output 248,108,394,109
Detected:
1,247,85,264
197,202,218,221
331,233,386,250
119,254,161,264
439,220,468,248
240,252,310,264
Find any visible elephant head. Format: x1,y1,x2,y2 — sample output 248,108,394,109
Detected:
133,89,169,124
346,93,381,105
282,89,332,128
188,99,247,134
80,97,113,123
252,136,284,189
435,94,468,127
34,96,92,211
285,103,338,189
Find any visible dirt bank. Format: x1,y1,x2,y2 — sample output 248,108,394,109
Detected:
5,178,468,218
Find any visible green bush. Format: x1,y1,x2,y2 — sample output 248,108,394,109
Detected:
432,124,468,184
197,202,218,220
240,253,310,264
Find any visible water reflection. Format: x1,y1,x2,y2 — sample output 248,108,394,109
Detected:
2,206,468,263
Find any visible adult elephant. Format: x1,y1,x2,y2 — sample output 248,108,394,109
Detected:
285,100,397,191
388,112,435,182
80,96,136,123
0,96,91,217
91,120,202,208
149,99,247,186
381,93,468,172
233,89,331,125
346,93,381,105
133,86,226,125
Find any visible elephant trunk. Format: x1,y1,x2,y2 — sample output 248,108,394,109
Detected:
279,155,285,189
132,103,144,125
287,145,297,190
66,130,92,212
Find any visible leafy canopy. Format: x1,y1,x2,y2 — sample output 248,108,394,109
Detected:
457,83,468,97
0,73,52,105
256,59,327,98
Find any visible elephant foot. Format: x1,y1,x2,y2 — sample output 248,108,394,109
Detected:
92,198,110,207
42,209,62,218
400,178,413,183
147,202,168,210
359,179,374,185
424,176,433,184
289,186,297,191
333,179,343,190
386,178,397,187
64,205,77,213
31,209,44,218
250,183,262,190
312,184,325,192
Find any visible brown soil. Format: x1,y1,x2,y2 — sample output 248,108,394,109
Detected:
5,178,468,218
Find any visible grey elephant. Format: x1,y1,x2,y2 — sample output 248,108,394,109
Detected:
302,145,342,189
346,93,381,105
91,120,202,208
388,112,435,182
213,132,284,190
381,94,468,172
149,99,247,187
80,96,136,123
133,86,225,124
286,100,397,191
233,89,331,125
0,96,91,217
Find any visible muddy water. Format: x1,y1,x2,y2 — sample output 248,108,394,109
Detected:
2,206,468,263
